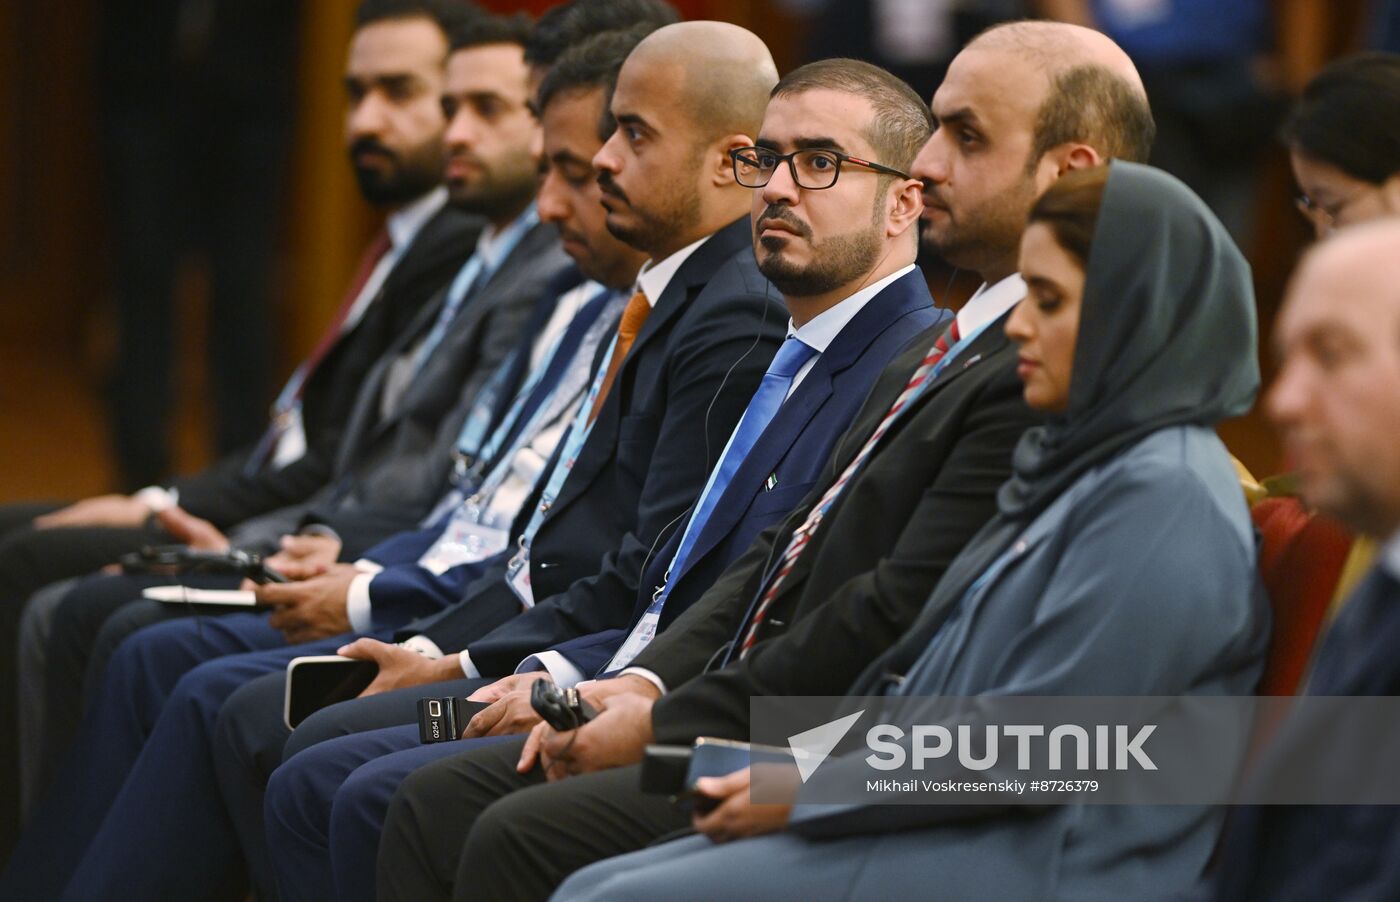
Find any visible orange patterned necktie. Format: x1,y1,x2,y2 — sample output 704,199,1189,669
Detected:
586,288,651,425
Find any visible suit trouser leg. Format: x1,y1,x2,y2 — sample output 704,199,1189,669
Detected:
0,610,283,899
57,618,310,902
0,521,168,858
0,519,170,604
265,725,504,902
16,577,76,819
213,668,483,897
210,636,362,897
42,581,239,775
0,503,60,542
285,676,488,760
377,737,689,902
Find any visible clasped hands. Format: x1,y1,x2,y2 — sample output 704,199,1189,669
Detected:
498,674,791,841
127,505,354,643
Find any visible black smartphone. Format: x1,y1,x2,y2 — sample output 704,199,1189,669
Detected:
283,656,379,729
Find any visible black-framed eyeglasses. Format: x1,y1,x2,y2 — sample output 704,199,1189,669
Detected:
730,146,911,190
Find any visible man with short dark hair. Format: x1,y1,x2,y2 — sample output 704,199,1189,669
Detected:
0,10,573,901
375,22,1154,902
257,48,943,901
0,0,484,855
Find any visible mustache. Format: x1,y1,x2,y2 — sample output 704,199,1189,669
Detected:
921,181,949,209
596,170,630,204
348,137,398,165
756,205,812,239
446,147,485,167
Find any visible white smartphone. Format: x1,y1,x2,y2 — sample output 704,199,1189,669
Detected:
141,585,258,606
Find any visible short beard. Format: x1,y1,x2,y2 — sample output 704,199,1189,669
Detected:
601,151,705,255
922,171,1038,274
757,196,884,299
350,139,444,207
448,152,539,223
1311,469,1400,539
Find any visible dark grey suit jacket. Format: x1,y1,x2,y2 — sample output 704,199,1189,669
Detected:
231,219,570,555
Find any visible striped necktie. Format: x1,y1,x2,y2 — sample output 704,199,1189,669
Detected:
737,318,963,657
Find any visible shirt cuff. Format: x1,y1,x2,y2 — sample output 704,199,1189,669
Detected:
300,523,341,543
133,486,179,513
401,635,445,660
459,650,480,679
619,667,667,696
515,651,586,688
345,572,377,634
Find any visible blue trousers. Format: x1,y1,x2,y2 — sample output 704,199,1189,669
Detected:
4,609,349,901
266,723,512,902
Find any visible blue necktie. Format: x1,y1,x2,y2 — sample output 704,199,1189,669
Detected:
663,335,817,591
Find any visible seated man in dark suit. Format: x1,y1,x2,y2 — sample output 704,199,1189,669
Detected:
1203,221,1400,900
0,15,571,902
18,6,570,787
372,22,1157,902
257,51,943,900
0,0,481,845
0,13,786,902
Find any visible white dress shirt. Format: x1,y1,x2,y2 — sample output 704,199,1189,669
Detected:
619,271,1026,696
396,234,718,675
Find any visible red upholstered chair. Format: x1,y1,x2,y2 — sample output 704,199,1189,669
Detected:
1249,496,1353,696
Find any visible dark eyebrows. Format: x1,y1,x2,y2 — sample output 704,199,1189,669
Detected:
549,147,592,168
933,107,980,130
345,72,423,93
751,136,850,153
615,112,652,135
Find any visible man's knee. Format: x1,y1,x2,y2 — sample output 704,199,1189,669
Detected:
214,671,291,786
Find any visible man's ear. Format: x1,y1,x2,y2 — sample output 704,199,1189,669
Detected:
710,134,754,187
886,178,925,240
1058,143,1105,175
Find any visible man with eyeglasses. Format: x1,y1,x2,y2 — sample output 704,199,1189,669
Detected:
257,50,943,902
372,23,1155,902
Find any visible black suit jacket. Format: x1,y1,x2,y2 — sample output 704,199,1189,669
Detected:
170,205,481,529
636,314,1041,744
405,218,788,663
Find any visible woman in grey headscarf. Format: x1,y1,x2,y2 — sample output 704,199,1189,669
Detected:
554,161,1271,902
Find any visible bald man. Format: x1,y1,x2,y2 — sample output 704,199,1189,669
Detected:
1203,222,1400,901
374,21,1154,902
9,19,791,902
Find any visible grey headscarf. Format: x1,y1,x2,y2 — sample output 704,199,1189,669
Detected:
868,160,1259,686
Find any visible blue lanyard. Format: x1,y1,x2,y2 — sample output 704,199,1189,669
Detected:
518,332,620,545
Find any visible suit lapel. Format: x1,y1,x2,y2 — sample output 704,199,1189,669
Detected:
675,271,933,581
378,221,553,436
608,216,753,389
547,218,752,515
772,314,1014,604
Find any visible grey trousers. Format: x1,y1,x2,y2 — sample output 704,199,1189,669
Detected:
15,578,76,818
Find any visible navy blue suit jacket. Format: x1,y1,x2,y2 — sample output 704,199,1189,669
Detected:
397,218,788,665
542,269,945,677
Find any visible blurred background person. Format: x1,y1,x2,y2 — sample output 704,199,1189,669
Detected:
99,0,302,489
